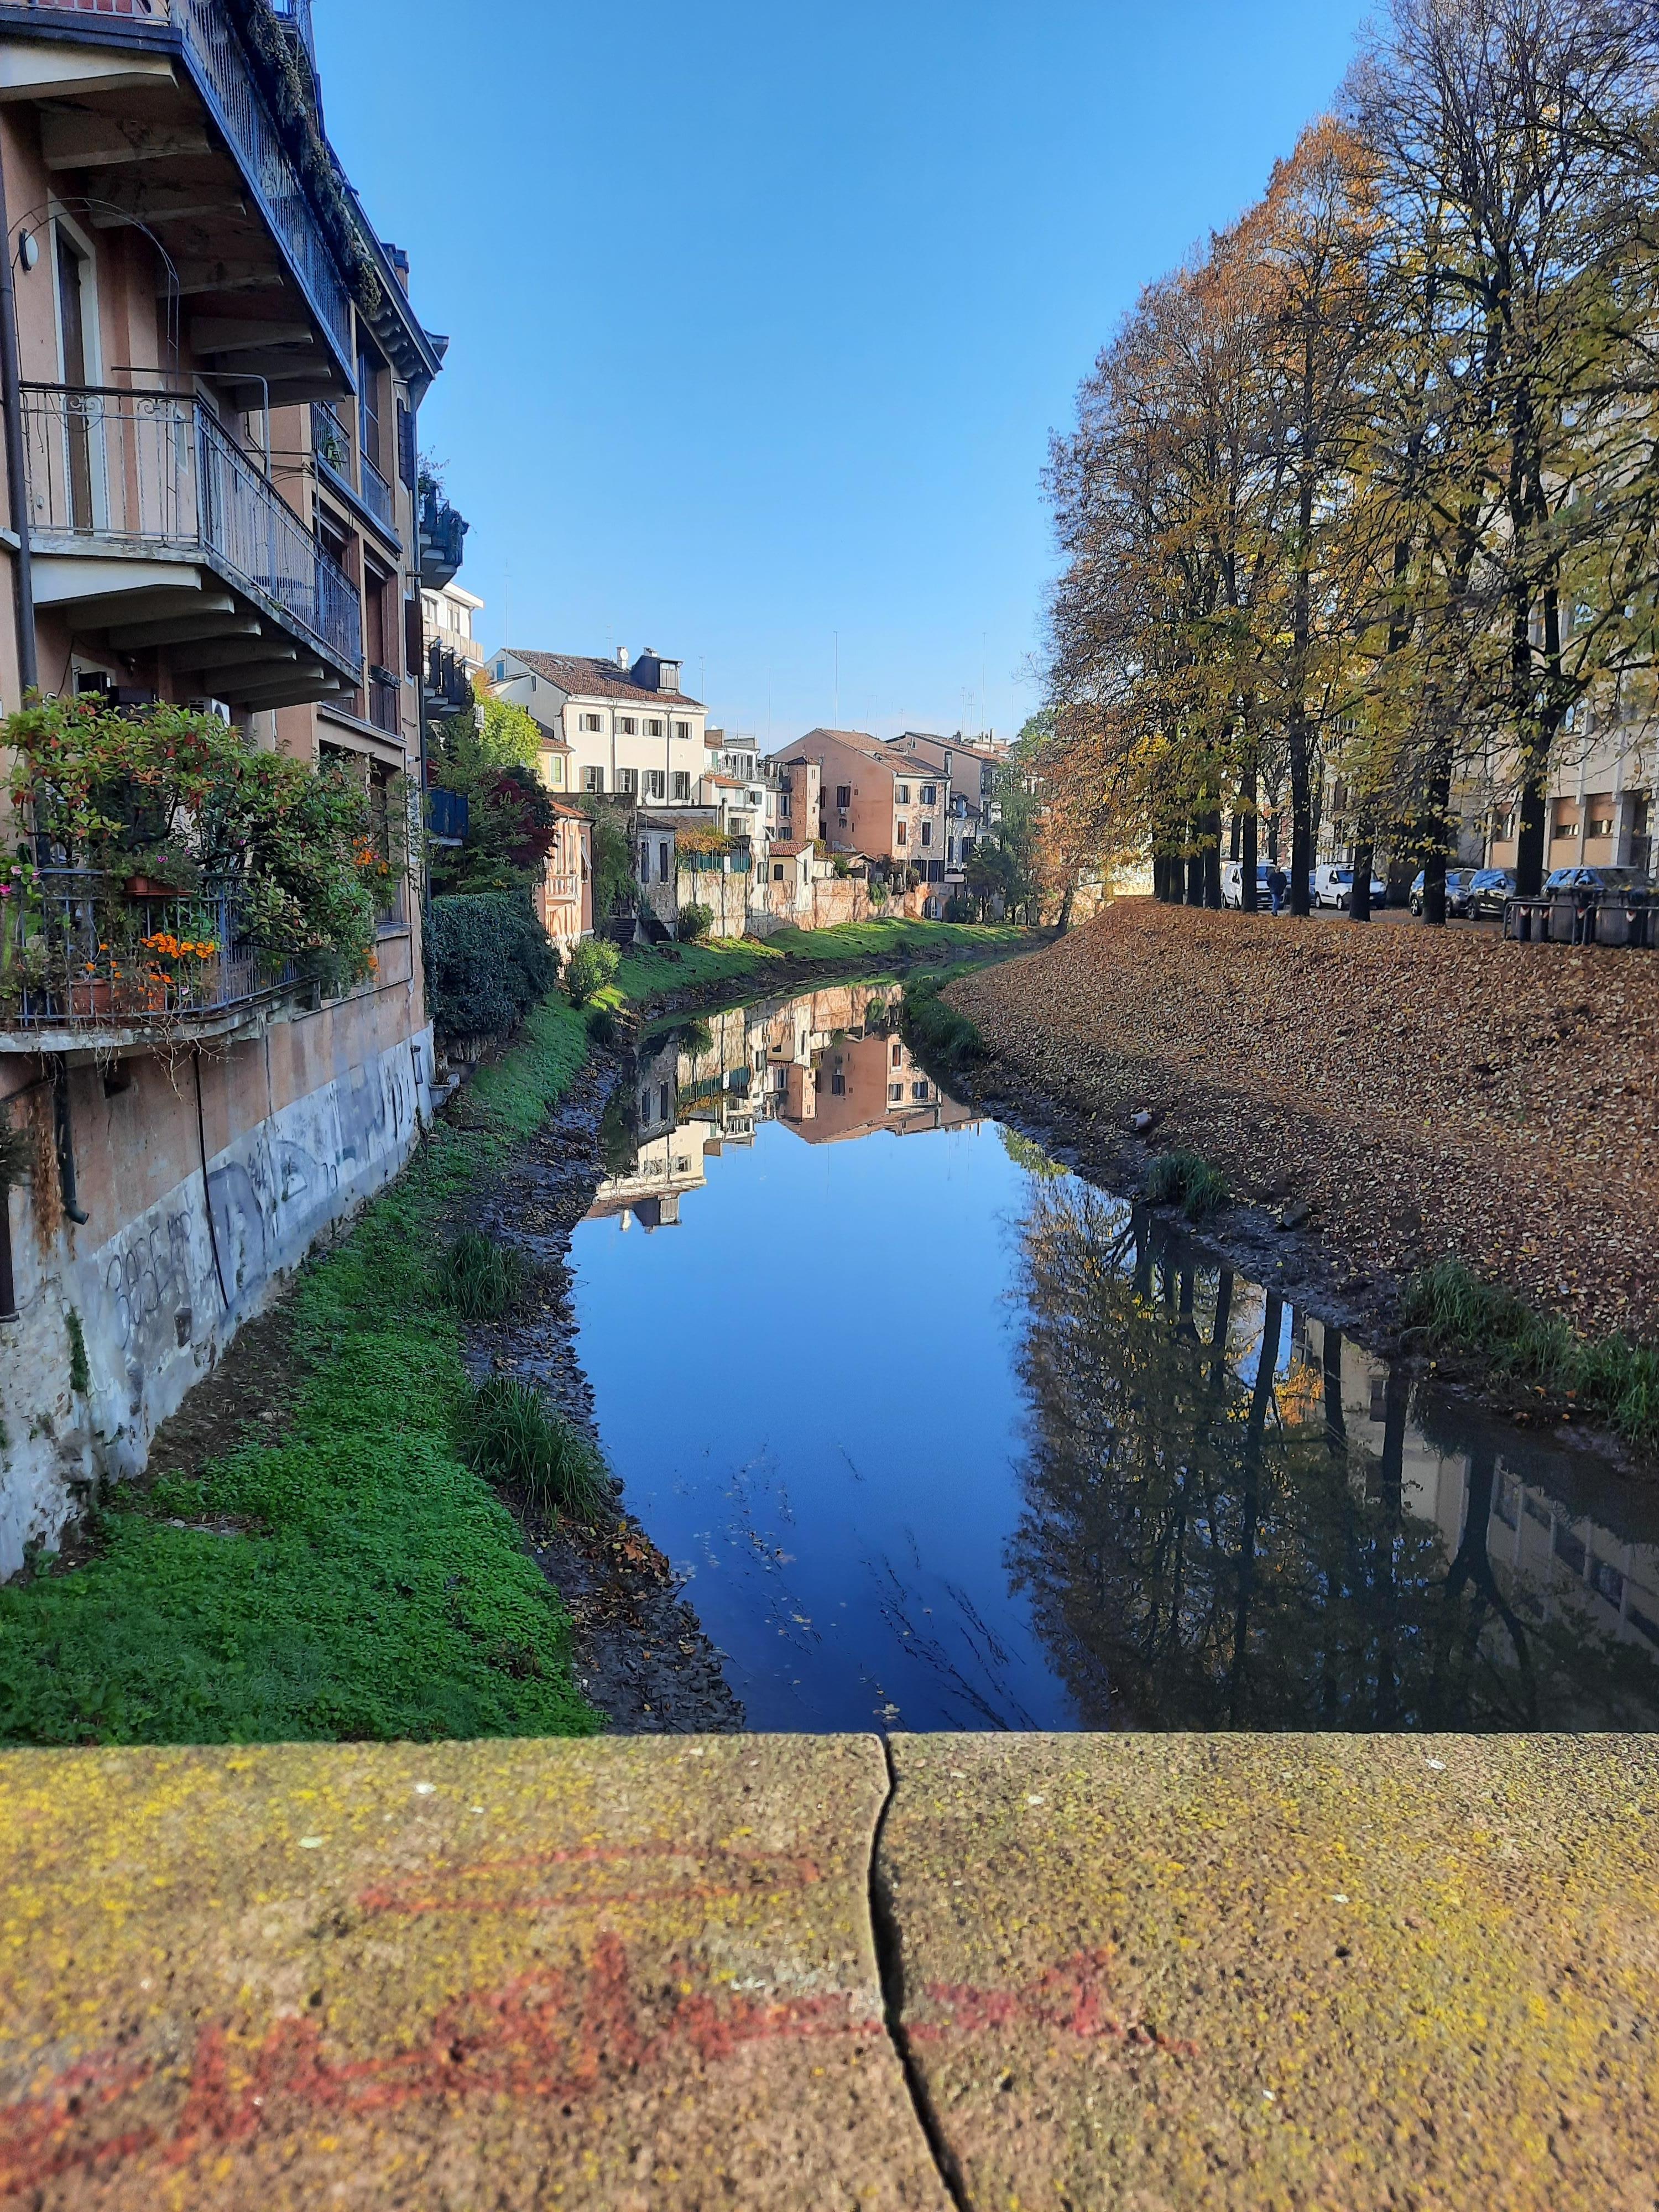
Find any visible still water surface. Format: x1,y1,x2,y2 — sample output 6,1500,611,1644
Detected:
570,979,1659,1733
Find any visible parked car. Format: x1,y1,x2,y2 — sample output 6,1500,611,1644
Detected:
1408,867,1479,916
1312,863,1389,911
1466,867,1517,917
1543,865,1654,899
1221,862,1274,909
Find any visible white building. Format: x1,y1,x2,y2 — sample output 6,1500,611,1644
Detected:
487,648,708,801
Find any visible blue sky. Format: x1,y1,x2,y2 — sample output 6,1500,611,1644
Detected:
315,1,1371,747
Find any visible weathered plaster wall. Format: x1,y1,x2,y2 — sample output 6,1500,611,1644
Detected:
0,992,432,1580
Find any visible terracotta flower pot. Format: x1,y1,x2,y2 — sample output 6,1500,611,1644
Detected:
70,978,114,1017
123,875,180,899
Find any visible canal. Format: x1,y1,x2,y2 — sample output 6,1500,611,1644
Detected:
569,977,1659,1733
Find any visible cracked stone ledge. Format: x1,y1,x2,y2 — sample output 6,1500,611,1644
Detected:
1,1732,1655,2209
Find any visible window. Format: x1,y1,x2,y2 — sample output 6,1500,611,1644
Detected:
831,1070,846,1096
547,755,565,788
773,862,785,881
920,821,932,848
648,719,664,738
912,1081,929,1100
836,784,852,810
896,784,911,804
618,766,639,796
639,842,650,880
660,665,680,693
961,836,975,860
1586,796,1614,838
775,1066,789,1092
895,819,908,846
495,661,507,681
583,766,606,794
674,719,690,739
644,769,665,801
618,716,637,737
671,771,690,801
357,337,385,473
659,1084,670,1122
779,791,792,817
659,841,671,881
889,1083,904,1103
582,711,602,732
891,1041,902,1067
921,785,936,806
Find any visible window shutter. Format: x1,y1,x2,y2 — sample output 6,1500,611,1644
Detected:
397,401,416,489
404,597,422,682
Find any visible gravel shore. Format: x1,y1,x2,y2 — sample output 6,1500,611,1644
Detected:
950,900,1659,1344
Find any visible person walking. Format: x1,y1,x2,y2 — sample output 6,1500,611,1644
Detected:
1265,862,1288,916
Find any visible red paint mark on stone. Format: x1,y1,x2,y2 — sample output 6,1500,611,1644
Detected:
912,1949,1199,2059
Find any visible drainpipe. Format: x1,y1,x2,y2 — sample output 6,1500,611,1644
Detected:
53,1058,89,1226
0,137,39,696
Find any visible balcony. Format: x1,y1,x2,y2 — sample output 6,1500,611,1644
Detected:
418,486,468,589
1,870,305,1050
547,873,581,905
4,0,352,378
425,787,468,846
367,668,401,737
22,383,362,702
361,453,397,534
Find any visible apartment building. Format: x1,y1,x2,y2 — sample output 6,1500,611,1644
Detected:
0,0,450,1574
776,728,952,912
488,647,707,802
886,729,1004,879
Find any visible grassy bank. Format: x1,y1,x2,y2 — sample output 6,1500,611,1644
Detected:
0,1003,602,1747
610,917,1034,1004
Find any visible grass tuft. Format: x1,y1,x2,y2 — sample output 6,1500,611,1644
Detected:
1145,1149,1230,1223
440,1230,530,1323
901,971,986,1067
466,1379,612,1526
1402,1259,1659,1454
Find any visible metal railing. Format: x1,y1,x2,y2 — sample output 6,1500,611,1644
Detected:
22,383,363,672
1,871,299,1032
361,452,397,534
310,399,352,478
11,1,351,361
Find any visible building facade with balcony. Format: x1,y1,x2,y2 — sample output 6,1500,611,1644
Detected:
0,0,449,1576
770,728,953,916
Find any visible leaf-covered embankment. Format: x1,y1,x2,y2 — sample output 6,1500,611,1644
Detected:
948,901,1659,1346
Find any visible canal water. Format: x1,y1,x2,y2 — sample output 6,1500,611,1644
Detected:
569,978,1659,1733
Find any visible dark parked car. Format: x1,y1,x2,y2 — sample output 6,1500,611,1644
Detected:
1543,865,1654,899
1467,867,1517,918
1408,867,1479,917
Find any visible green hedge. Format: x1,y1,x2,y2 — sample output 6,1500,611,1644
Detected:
425,890,559,1042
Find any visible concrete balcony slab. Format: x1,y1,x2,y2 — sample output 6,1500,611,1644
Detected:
0,1735,949,2211
879,1732,1659,2211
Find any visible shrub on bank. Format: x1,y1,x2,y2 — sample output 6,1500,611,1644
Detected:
1145,1149,1230,1223
466,1378,612,1526
440,1229,530,1322
901,971,986,1067
564,936,620,1006
677,901,714,943
1403,1260,1659,1453
426,889,559,1042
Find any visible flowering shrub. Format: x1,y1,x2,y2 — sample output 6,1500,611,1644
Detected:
4,696,389,994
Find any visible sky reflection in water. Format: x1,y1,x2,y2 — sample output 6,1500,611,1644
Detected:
568,984,1659,1733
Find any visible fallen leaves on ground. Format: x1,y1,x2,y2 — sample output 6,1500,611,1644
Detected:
953,900,1659,1342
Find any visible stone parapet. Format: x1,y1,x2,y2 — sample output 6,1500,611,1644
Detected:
1,1731,1653,2208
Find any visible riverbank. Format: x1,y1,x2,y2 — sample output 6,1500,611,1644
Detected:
0,919,1033,1745
943,900,1659,1454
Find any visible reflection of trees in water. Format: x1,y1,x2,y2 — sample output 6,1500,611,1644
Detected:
1007,1178,1659,1733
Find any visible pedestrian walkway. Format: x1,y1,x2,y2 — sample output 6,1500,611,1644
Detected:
1,1732,1653,2206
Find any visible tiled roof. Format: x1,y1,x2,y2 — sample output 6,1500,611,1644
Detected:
549,801,589,821
502,649,707,712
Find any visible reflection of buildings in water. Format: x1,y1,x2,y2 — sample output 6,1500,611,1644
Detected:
1298,1314,1659,1680
1009,1185,1659,1731
582,982,978,1230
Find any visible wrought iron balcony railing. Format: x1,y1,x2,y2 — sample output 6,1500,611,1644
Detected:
7,0,351,362
1,870,301,1035
361,453,397,534
22,383,363,673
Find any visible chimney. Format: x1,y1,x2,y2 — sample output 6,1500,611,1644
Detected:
616,646,628,669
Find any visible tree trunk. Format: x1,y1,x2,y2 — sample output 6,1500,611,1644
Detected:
1515,782,1547,896
1349,830,1373,923
1421,740,1452,926
1241,770,1259,914
1288,706,1312,917
1201,808,1223,908
1186,842,1205,906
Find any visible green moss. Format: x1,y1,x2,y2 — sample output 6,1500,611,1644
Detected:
65,1311,90,1396
0,1003,601,1747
